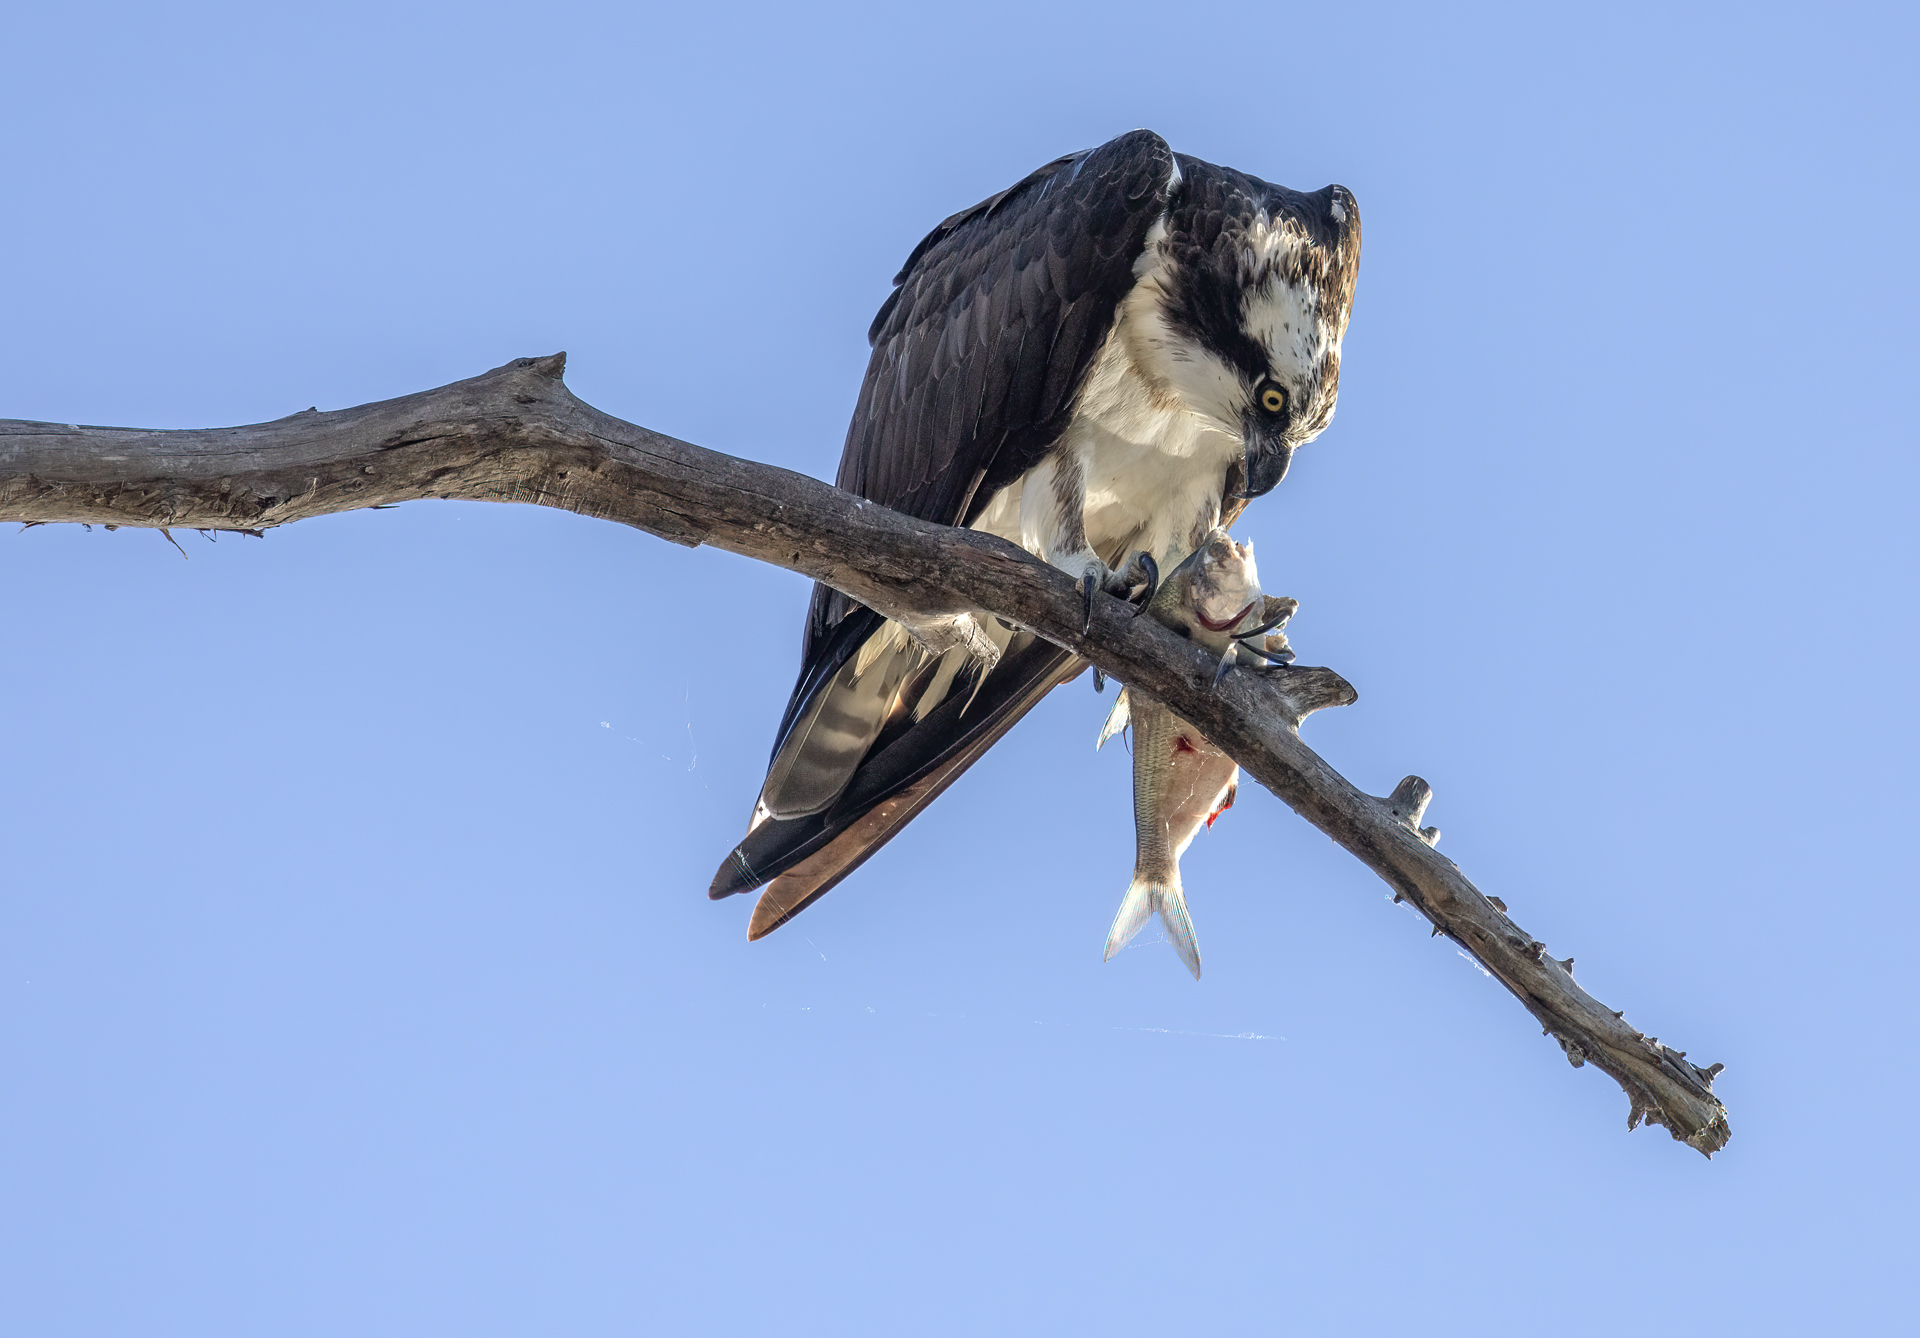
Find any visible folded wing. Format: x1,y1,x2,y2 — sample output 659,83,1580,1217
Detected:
712,130,1180,928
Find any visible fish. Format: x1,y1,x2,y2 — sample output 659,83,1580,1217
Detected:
1097,529,1297,979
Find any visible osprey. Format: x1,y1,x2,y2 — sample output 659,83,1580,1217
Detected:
710,130,1360,938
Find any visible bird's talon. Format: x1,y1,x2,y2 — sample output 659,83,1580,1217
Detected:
1236,639,1296,665
1249,641,1299,673
1081,569,1098,634
1128,552,1159,614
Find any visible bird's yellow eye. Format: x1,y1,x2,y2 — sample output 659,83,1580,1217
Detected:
1260,386,1287,414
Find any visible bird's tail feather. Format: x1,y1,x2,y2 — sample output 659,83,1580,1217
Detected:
1102,873,1202,980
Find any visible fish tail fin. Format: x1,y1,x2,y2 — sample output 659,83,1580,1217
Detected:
1156,884,1202,981
1102,872,1203,980
1102,875,1156,962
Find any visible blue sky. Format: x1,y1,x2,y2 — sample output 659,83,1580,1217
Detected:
3,2,1916,1333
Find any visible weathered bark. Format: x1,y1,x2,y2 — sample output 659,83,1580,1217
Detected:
0,354,1731,1156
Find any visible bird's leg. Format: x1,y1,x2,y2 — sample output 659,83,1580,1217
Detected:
1118,551,1159,614
1216,631,1297,685
1224,594,1300,674
1069,552,1164,632
1240,635,1297,667
1022,447,1137,634
1216,591,1303,684
1232,594,1299,642
1074,556,1151,631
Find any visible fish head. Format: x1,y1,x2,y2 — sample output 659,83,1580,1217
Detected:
1185,528,1264,634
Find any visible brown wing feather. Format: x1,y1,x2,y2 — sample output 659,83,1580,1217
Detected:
772,130,1177,756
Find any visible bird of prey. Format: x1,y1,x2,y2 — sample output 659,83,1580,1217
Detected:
710,129,1360,939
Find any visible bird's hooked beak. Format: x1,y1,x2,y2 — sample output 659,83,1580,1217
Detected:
1232,439,1294,501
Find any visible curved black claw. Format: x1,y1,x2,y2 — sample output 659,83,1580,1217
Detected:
1128,553,1160,615
1081,568,1098,634
1234,611,1292,641
1242,643,1297,666
1093,667,1108,693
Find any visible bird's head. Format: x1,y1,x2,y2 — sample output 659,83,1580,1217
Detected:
1159,175,1362,500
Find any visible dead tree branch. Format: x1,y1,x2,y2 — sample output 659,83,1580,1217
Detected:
0,353,1730,1156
